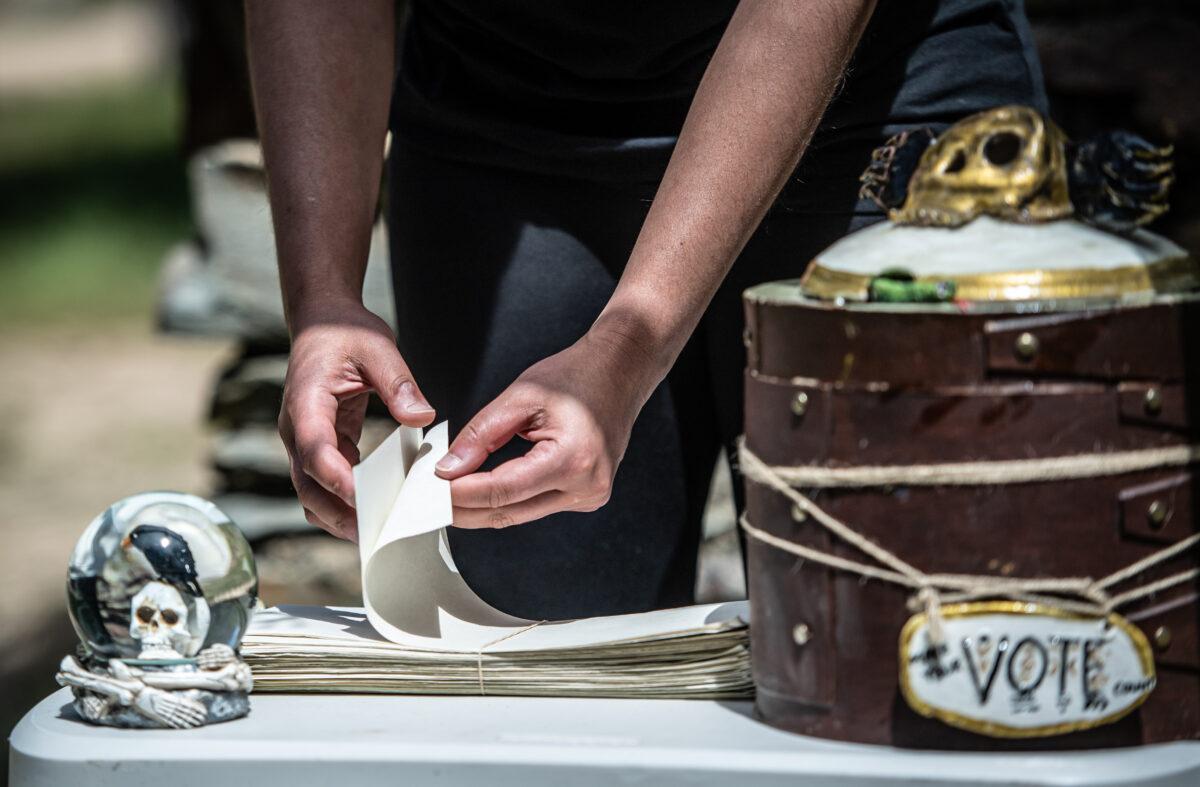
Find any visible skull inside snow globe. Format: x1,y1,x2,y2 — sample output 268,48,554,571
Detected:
67,491,258,662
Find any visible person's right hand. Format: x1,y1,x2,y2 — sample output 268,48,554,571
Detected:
279,301,435,542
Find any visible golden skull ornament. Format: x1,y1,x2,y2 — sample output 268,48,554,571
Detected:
892,105,1073,227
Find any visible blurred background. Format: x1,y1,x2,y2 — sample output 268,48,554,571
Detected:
1,0,1198,777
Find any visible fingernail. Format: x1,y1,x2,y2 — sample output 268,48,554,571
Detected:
395,380,434,414
436,453,462,472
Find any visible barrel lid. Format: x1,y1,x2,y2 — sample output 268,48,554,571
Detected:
801,216,1194,303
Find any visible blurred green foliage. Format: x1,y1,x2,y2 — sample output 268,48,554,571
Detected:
0,73,191,326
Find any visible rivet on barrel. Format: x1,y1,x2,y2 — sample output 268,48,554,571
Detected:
1147,499,1169,529
742,326,753,348
1013,331,1039,361
791,391,809,417
792,623,812,646
790,502,808,522
1154,626,1173,652
1145,387,1164,416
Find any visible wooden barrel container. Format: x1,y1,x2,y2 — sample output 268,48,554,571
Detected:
742,280,1200,749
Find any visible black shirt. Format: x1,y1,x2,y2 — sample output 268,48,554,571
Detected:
390,0,1047,183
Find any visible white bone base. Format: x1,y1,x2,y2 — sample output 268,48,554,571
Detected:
71,687,250,729
55,644,252,729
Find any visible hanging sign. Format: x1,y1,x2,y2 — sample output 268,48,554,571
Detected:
899,601,1156,738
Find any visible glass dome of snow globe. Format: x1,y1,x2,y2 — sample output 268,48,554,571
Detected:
67,491,258,662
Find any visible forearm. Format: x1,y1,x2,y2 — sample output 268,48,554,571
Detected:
245,0,395,335
594,0,876,399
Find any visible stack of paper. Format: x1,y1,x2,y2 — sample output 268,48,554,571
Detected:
242,602,752,698
241,423,752,699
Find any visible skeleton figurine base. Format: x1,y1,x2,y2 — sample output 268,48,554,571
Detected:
57,643,252,729
59,492,258,728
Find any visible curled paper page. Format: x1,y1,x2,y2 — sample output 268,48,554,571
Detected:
352,423,746,652
353,422,526,649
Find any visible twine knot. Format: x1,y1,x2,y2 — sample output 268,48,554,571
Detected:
916,585,945,644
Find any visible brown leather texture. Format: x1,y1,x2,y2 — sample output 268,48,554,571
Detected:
743,292,1200,748
745,295,1200,386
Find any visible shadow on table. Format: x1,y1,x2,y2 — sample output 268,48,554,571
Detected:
53,702,82,724
268,604,385,640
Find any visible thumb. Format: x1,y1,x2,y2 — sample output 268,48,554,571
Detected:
358,341,436,427
436,394,532,479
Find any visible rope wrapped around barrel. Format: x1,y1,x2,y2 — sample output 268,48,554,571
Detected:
737,437,1200,643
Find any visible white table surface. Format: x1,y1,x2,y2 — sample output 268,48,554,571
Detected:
10,688,1200,786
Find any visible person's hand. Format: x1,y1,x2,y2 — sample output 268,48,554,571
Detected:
435,329,655,528
280,301,435,541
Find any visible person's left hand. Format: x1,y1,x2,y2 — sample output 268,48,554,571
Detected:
434,330,654,528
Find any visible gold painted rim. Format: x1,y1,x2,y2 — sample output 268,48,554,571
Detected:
801,254,1199,303
897,601,1156,739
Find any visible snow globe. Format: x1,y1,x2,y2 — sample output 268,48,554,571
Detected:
57,491,258,728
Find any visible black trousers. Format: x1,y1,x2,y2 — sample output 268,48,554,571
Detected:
386,2,1048,619
387,143,884,620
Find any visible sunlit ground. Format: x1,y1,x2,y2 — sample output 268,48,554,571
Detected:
0,3,234,767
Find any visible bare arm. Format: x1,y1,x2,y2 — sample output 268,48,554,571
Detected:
601,0,877,386
247,0,434,541
440,0,877,527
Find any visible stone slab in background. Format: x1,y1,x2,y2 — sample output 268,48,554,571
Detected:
158,140,396,343
212,425,293,494
254,532,362,608
212,493,307,542
209,353,290,427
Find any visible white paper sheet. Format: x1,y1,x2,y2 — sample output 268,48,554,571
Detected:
247,602,749,652
352,423,747,653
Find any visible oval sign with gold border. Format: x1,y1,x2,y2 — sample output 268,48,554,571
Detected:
899,601,1156,738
